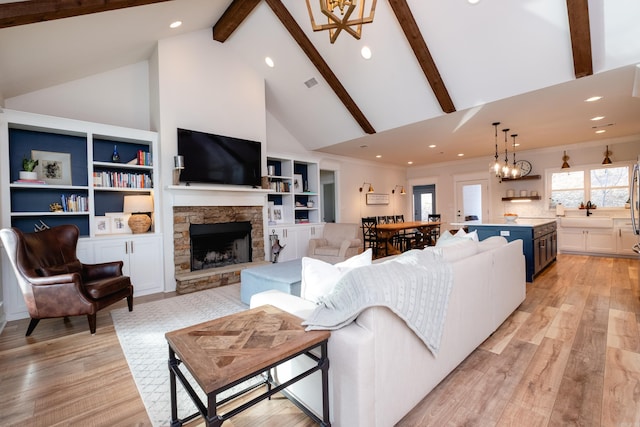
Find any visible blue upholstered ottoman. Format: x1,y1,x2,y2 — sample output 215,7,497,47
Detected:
240,258,302,304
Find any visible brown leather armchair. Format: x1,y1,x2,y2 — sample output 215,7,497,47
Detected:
0,225,133,336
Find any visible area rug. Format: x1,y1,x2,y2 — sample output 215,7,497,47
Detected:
111,283,248,426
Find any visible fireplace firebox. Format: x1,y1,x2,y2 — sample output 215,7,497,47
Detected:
190,222,252,271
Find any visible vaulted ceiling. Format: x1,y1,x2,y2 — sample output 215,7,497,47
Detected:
1,0,639,167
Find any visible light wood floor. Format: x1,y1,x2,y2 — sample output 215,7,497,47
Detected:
0,254,638,427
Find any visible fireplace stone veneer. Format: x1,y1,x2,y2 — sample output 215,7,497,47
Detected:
173,206,265,294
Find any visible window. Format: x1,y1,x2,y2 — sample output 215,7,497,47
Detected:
548,164,631,209
590,167,629,207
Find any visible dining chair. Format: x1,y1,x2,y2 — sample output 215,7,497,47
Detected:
361,217,382,257
427,214,441,246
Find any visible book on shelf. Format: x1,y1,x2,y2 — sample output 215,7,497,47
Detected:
93,171,153,188
60,194,88,212
137,150,152,166
14,179,46,184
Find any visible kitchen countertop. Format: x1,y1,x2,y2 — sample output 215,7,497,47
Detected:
451,218,558,227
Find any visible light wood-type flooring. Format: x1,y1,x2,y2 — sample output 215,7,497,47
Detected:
0,254,638,426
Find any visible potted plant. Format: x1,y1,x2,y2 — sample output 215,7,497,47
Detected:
20,156,39,180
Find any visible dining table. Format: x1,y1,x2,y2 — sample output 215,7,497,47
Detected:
375,221,441,256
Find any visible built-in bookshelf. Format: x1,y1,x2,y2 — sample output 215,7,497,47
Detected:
1,110,159,237
266,156,320,226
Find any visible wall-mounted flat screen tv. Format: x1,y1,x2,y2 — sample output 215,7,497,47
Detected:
177,128,261,187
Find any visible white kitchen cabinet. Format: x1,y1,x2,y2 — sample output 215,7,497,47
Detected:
92,234,164,296
558,227,616,254
614,219,638,256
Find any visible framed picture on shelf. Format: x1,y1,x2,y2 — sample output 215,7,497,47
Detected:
31,150,72,185
293,174,303,193
268,201,276,225
272,205,284,224
94,216,111,235
106,212,132,234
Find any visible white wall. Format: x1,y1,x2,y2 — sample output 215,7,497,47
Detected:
6,62,150,130
153,29,267,292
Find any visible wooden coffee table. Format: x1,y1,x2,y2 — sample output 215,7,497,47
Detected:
165,304,331,426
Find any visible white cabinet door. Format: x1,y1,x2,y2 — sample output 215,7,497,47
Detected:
585,229,616,253
269,226,297,262
92,234,164,296
617,227,639,255
269,225,324,261
558,228,585,252
127,235,164,295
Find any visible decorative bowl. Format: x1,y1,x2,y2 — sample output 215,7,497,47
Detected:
504,214,518,222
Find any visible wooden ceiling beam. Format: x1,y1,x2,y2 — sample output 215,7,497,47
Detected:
566,0,593,78
212,0,261,42
388,0,455,114
0,0,171,29
264,0,376,135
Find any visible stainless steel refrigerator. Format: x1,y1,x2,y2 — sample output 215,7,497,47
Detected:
631,159,640,254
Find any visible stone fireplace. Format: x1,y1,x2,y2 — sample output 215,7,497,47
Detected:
173,205,265,294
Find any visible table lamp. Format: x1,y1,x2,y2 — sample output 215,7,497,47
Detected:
123,195,153,233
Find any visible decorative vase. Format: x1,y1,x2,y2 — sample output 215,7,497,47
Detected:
19,171,38,180
112,145,120,162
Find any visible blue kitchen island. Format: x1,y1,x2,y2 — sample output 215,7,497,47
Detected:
452,218,558,282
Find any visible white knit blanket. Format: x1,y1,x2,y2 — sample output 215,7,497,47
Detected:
302,250,453,355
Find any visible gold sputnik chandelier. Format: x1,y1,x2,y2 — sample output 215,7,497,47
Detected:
306,0,377,43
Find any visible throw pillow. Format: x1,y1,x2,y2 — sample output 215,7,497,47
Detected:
455,228,479,241
301,249,372,303
436,229,479,248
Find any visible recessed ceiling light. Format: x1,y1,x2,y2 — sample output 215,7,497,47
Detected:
265,57,275,68
585,96,602,102
407,161,413,165
457,153,464,157
590,116,605,121
376,154,382,158
595,129,606,134
170,21,182,29
428,144,436,148
468,0,480,4
361,46,372,60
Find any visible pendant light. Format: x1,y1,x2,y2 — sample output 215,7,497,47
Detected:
501,128,511,177
490,122,501,176
561,151,570,169
510,134,520,178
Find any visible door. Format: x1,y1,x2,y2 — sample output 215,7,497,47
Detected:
455,179,488,223
320,169,336,223
413,184,436,221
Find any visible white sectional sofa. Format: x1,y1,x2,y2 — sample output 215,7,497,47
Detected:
250,236,526,427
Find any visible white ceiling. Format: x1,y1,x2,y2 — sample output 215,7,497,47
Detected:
1,0,639,167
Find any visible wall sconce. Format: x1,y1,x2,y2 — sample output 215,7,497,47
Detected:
173,155,184,185
561,151,570,169
392,185,406,195
602,145,612,164
359,182,374,193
